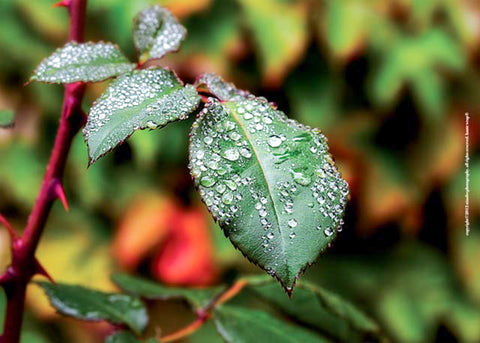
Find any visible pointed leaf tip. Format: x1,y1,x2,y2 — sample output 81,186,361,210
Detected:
189,74,349,291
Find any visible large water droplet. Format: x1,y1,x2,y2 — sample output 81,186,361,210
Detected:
288,219,297,228
223,148,240,161
324,227,334,237
200,176,216,187
267,135,282,148
291,170,311,186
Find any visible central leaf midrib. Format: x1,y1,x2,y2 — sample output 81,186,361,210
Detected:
227,104,289,278
92,83,182,157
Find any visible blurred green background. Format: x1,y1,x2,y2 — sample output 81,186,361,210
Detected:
0,0,479,342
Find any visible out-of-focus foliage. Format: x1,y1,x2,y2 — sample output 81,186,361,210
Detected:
0,0,479,341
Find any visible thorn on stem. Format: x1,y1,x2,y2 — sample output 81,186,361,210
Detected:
0,214,17,240
52,0,70,8
53,181,69,212
34,259,55,284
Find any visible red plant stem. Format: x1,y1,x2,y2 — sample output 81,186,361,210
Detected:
0,1,87,342
160,279,249,342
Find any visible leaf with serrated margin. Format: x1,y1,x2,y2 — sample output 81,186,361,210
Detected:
133,5,186,63
189,74,349,293
213,305,328,343
251,280,380,342
37,282,148,335
30,42,135,84
83,68,200,165
112,273,223,311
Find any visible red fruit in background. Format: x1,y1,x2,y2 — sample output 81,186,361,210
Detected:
113,193,218,286
152,207,218,286
113,194,176,270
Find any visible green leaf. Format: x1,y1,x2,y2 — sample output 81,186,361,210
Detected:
0,109,15,128
112,273,223,311
213,305,328,343
196,73,250,101
251,280,380,341
37,282,148,335
83,68,200,165
30,42,135,84
105,332,140,343
133,5,186,62
189,74,349,292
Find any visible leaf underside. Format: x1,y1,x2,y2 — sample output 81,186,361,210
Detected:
37,282,148,335
83,67,200,165
30,42,135,84
189,74,349,292
133,5,186,62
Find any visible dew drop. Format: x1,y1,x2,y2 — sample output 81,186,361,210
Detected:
324,227,334,237
223,148,240,161
200,176,216,187
288,219,297,228
267,135,282,148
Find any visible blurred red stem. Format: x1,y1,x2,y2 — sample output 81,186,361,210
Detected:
160,279,248,342
0,1,87,342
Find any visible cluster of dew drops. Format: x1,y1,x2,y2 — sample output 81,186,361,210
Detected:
84,69,198,156
190,95,349,262
134,5,186,59
35,42,134,83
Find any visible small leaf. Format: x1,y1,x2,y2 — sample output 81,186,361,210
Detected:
189,74,349,292
105,332,140,343
83,68,200,165
133,5,187,62
213,305,328,343
37,282,148,335
251,281,380,341
30,42,135,84
196,73,250,101
112,273,223,311
0,109,15,128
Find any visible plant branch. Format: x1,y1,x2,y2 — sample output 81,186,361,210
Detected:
160,279,249,342
0,1,87,342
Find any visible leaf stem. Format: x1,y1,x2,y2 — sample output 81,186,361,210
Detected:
0,1,87,342
159,279,249,342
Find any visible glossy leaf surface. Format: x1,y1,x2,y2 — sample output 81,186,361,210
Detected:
30,42,135,83
37,282,148,334
189,74,349,292
133,5,186,62
83,68,200,164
